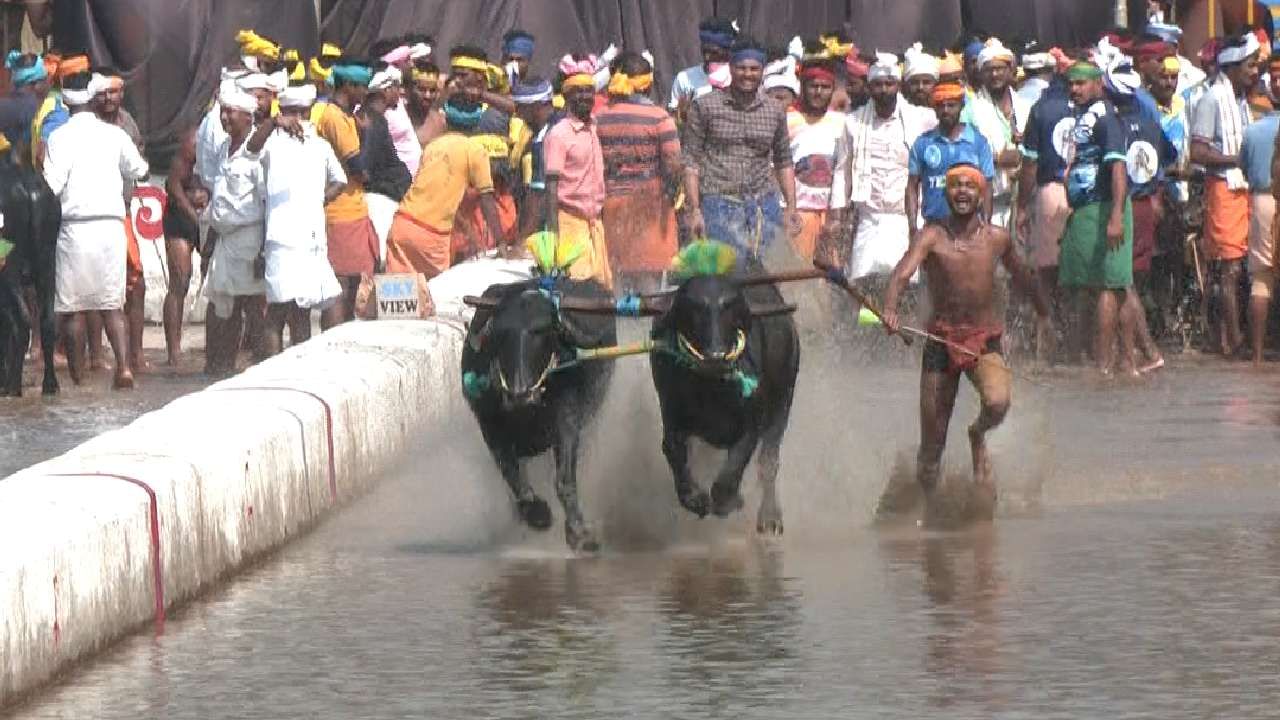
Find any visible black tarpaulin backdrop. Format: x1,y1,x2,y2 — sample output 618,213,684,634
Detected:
54,0,1134,156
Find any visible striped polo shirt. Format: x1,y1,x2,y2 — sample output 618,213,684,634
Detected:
594,97,681,195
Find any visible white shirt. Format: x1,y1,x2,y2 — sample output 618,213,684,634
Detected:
965,87,1031,197
830,97,934,211
195,100,227,189
384,101,421,177
209,134,265,229
1016,77,1050,108
251,125,346,249
43,111,148,221
668,65,712,111
787,109,846,211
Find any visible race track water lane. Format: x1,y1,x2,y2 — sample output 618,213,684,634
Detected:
6,330,1280,719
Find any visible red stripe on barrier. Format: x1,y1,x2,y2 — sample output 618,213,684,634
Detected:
49,472,165,633
208,387,338,502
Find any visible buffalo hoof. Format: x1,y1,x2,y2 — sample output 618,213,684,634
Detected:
42,378,59,396
677,489,711,518
566,525,600,554
710,484,744,518
517,498,553,530
756,509,784,536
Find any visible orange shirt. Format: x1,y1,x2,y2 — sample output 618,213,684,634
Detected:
399,132,493,232
314,102,367,223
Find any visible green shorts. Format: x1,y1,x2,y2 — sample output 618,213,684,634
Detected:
1058,199,1133,289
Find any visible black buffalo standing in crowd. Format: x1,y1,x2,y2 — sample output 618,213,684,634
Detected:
0,148,60,396
462,278,617,552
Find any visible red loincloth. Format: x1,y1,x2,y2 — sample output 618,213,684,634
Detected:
927,320,1004,373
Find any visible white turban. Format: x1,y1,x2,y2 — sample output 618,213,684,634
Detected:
787,35,804,60
408,42,431,61
61,86,93,106
278,83,317,108
903,43,939,79
1218,32,1261,65
87,73,111,97
219,87,258,114
764,55,796,78
1095,38,1140,97
265,69,289,93
236,72,272,92
368,66,402,90
977,38,1016,69
868,51,901,81
763,69,799,96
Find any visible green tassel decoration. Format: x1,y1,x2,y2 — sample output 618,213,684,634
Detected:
526,230,586,275
462,370,491,399
670,239,737,280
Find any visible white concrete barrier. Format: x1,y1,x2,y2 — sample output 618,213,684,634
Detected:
0,258,527,707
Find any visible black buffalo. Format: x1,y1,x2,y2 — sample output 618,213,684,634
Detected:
462,278,617,551
649,263,799,534
0,149,61,397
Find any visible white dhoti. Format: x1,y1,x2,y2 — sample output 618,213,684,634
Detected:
55,217,127,313
848,209,910,280
205,222,266,319
264,239,342,309
366,192,399,266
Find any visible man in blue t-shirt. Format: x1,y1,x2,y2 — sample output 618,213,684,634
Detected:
1059,61,1133,375
1236,60,1280,365
1114,81,1175,373
907,81,995,243
1017,77,1076,277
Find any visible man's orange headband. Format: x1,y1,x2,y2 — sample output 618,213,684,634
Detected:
56,55,89,79
946,164,986,191
931,82,965,105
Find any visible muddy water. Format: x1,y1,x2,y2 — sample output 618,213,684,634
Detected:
6,320,1280,719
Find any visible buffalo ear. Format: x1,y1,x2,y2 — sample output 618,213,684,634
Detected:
747,302,798,318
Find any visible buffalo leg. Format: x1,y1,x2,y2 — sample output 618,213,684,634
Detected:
756,409,793,535
0,276,30,396
34,271,58,395
553,429,597,552
485,437,551,530
663,430,709,518
710,429,758,518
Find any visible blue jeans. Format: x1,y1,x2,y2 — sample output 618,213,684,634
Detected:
701,191,783,259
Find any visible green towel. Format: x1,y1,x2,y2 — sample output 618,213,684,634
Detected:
0,238,13,268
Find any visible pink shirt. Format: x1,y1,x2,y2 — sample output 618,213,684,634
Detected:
385,101,421,177
544,115,605,219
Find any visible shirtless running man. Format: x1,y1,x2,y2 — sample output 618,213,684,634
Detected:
882,163,1051,524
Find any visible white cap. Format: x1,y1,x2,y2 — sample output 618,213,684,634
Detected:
236,72,272,92
368,66,402,90
219,87,258,114
278,83,317,108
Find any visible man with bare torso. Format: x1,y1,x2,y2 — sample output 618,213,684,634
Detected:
882,164,1051,524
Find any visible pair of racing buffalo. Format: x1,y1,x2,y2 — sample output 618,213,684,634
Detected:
462,242,800,552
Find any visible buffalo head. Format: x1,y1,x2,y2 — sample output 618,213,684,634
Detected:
480,289,566,409
662,274,755,373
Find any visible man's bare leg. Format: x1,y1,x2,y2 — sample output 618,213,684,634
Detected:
287,305,312,346
60,312,86,385
125,282,146,374
965,359,1011,496
86,311,105,370
101,309,133,389
1249,293,1269,366
242,294,266,361
321,276,357,330
918,366,961,525
1219,259,1245,355
1122,286,1163,371
1095,288,1123,375
163,238,194,366
263,302,289,357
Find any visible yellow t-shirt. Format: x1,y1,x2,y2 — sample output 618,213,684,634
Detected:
398,133,493,232
313,102,367,223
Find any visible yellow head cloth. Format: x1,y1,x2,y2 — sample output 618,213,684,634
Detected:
320,42,342,60
561,73,595,90
235,29,280,61
819,35,854,58
308,57,332,83
0,132,10,154
411,67,439,83
607,71,653,96
1162,56,1181,74
450,56,490,73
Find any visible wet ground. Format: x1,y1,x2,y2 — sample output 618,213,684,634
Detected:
0,325,211,478
6,313,1280,718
